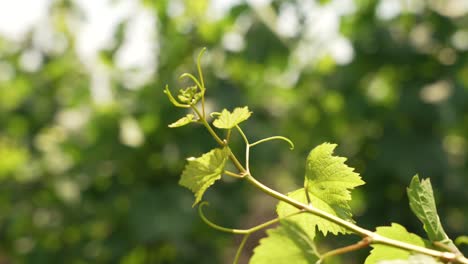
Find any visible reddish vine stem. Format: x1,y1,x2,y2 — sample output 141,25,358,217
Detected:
319,237,372,262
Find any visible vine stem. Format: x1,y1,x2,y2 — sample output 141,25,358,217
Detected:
190,96,468,264
198,202,305,235
250,136,294,150
192,106,246,173
235,125,251,172
196,48,207,119
244,174,468,264
233,234,250,264
319,237,372,262
199,202,306,264
224,170,244,178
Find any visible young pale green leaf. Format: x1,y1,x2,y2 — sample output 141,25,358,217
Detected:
365,223,427,264
377,254,442,264
168,114,196,128
407,175,455,249
455,236,468,246
212,106,252,129
277,188,348,237
277,143,364,236
250,220,319,264
179,148,229,207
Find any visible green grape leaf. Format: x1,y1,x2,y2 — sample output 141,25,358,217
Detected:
304,143,365,217
250,220,319,264
276,189,316,237
304,143,365,234
455,236,468,246
278,143,365,236
168,114,196,128
365,223,427,264
179,148,229,207
407,175,455,249
377,254,442,264
213,106,252,129
277,188,342,237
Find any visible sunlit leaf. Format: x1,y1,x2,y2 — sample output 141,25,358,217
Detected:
277,188,340,237
250,220,319,264
277,143,364,236
168,114,196,128
179,148,229,206
213,106,252,129
407,175,455,249
365,223,427,264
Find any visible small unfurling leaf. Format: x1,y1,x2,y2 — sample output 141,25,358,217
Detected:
168,114,196,128
178,86,201,105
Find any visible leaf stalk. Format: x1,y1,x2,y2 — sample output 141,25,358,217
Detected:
198,202,305,235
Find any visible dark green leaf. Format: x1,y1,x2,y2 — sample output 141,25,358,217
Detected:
407,175,455,249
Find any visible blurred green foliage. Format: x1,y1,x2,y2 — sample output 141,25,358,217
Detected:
0,0,467,263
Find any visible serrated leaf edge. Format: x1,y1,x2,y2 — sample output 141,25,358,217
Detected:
213,106,252,129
